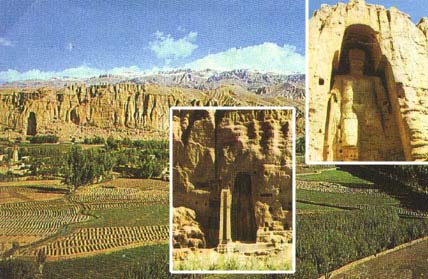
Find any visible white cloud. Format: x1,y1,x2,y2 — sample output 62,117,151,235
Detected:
0,37,13,47
149,31,198,63
0,42,304,83
185,42,305,74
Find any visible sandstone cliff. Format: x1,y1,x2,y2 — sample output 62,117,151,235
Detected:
308,0,428,161
0,82,301,141
172,109,293,246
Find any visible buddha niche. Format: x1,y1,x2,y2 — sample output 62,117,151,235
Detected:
324,48,391,161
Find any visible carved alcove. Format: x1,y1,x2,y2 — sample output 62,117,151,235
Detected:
26,112,37,136
324,24,405,161
231,172,257,242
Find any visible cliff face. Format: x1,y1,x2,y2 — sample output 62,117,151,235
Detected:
308,0,428,161
1,84,183,136
172,109,293,246
0,83,295,140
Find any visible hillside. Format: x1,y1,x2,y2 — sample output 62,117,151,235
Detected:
0,70,304,141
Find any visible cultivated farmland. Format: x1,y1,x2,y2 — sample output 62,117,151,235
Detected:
0,178,169,260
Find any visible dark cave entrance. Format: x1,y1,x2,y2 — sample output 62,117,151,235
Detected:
26,112,37,136
70,109,80,125
231,172,257,242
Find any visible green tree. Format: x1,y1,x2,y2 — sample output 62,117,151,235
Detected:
296,136,305,154
63,146,113,190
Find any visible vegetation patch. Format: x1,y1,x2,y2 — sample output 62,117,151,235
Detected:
43,244,169,279
78,204,168,228
297,169,374,186
297,189,400,208
293,208,428,279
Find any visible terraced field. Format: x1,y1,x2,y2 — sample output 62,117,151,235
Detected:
0,178,169,260
330,238,428,279
0,183,65,204
24,225,169,259
70,186,168,209
0,185,89,254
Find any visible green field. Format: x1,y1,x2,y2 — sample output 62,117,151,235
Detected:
297,202,343,213
43,244,168,279
297,169,374,186
331,238,428,279
296,156,335,174
78,204,169,228
297,189,400,207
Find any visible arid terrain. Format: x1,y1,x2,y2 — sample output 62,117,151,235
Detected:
0,71,304,278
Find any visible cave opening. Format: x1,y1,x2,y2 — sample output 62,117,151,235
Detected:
26,112,37,136
70,109,80,125
231,172,257,242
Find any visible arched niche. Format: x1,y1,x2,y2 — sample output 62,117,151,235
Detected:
335,24,382,77
26,112,37,136
324,24,407,161
231,172,257,242
70,109,80,125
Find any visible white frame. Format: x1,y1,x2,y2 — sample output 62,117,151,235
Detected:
304,0,428,165
169,106,296,274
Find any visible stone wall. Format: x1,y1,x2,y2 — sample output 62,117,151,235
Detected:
308,0,428,161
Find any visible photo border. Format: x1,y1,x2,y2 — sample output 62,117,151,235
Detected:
169,106,296,274
304,0,428,165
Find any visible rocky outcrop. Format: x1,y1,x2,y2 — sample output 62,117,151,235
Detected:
0,84,185,138
0,82,297,140
308,0,428,161
172,109,293,246
172,207,206,249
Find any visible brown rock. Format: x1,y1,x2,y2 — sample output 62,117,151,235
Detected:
172,207,206,249
172,109,293,247
308,0,428,161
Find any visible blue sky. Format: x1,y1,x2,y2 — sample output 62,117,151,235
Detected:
310,0,428,24
0,0,305,82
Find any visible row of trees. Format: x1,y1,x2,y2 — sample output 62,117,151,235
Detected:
113,148,168,179
63,138,168,189
83,136,168,149
0,136,169,186
27,135,59,144
63,146,114,190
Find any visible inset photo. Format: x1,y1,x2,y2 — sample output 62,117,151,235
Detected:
170,107,295,273
307,0,428,163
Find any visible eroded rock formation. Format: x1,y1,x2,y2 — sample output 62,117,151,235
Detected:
308,0,428,161
172,207,206,249
172,109,293,247
0,83,296,140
